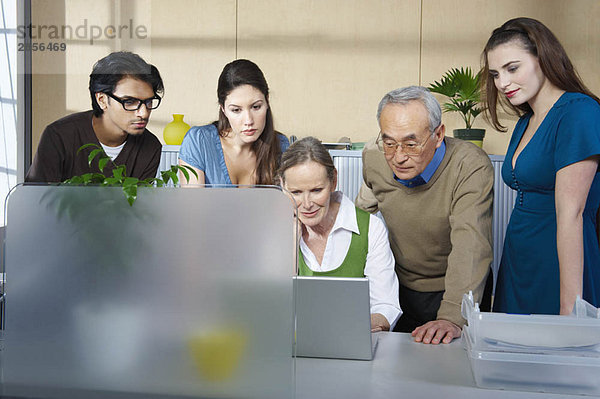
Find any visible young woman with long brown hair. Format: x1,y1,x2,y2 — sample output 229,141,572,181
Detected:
179,59,289,185
482,17,600,315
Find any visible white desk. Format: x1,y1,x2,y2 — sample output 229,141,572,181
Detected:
0,332,595,398
296,332,589,399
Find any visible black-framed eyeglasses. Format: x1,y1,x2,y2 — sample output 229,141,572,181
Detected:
106,92,161,111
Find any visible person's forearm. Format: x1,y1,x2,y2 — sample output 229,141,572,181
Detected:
370,313,390,332
371,304,400,328
556,214,584,315
554,157,599,315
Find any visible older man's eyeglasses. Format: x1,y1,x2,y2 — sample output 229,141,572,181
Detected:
106,92,161,111
376,132,432,157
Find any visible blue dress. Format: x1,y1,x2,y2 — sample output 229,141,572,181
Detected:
178,123,290,184
493,92,600,315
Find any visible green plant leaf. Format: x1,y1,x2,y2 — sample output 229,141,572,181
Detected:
160,169,180,186
163,165,198,185
123,177,139,187
427,66,483,129
66,142,204,206
113,165,125,180
160,170,172,185
178,165,190,182
77,143,100,154
138,179,153,187
98,157,110,172
91,173,106,183
103,177,121,186
170,171,180,186
470,108,483,118
88,149,104,166
181,165,199,179
64,175,83,185
122,184,137,206
145,178,164,187
428,78,457,97
81,173,94,184
65,142,150,206
442,103,462,113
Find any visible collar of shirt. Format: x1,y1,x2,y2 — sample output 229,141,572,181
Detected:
395,139,446,187
100,140,127,161
299,191,360,271
329,191,360,235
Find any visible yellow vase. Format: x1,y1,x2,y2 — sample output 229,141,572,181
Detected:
163,114,190,145
187,330,247,381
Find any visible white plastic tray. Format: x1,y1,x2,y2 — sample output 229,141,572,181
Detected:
463,327,600,396
461,292,600,349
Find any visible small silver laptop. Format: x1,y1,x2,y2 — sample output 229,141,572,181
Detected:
293,276,379,360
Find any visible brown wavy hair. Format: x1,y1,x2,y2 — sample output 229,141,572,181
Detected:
216,59,283,185
481,17,600,132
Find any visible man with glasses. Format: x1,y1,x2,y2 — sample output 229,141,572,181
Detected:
26,51,163,182
356,86,493,344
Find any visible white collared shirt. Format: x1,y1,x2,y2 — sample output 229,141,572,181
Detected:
300,192,402,326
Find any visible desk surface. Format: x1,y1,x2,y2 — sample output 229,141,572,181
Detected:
296,332,589,399
0,332,595,399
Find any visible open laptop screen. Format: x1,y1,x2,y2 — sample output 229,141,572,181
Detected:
294,276,377,360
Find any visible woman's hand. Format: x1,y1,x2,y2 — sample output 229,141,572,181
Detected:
370,313,390,332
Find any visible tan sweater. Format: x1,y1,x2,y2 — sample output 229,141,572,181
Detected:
356,137,493,326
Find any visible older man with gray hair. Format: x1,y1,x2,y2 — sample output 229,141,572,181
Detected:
356,86,493,344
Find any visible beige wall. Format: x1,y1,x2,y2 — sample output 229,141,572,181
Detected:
421,0,600,154
31,0,600,156
237,0,421,143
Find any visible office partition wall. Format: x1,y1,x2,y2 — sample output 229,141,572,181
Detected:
3,185,296,399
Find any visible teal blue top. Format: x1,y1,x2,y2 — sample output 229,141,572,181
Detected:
494,92,600,315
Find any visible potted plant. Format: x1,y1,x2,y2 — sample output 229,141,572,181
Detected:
38,144,200,375
63,143,197,205
428,67,485,148
41,143,198,271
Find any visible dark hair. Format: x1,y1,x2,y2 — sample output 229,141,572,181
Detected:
277,136,336,185
89,51,164,117
216,59,282,185
481,17,600,132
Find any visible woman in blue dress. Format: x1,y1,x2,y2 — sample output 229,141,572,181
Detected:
482,17,600,315
179,59,289,185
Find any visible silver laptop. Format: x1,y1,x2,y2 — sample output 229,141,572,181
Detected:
294,276,379,360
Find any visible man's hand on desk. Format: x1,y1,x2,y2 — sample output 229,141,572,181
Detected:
370,313,390,332
411,319,461,344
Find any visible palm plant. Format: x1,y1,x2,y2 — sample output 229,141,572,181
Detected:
428,67,482,129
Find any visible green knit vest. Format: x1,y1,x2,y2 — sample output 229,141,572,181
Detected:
298,207,370,277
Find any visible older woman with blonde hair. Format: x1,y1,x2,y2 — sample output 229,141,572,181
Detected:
278,137,401,331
